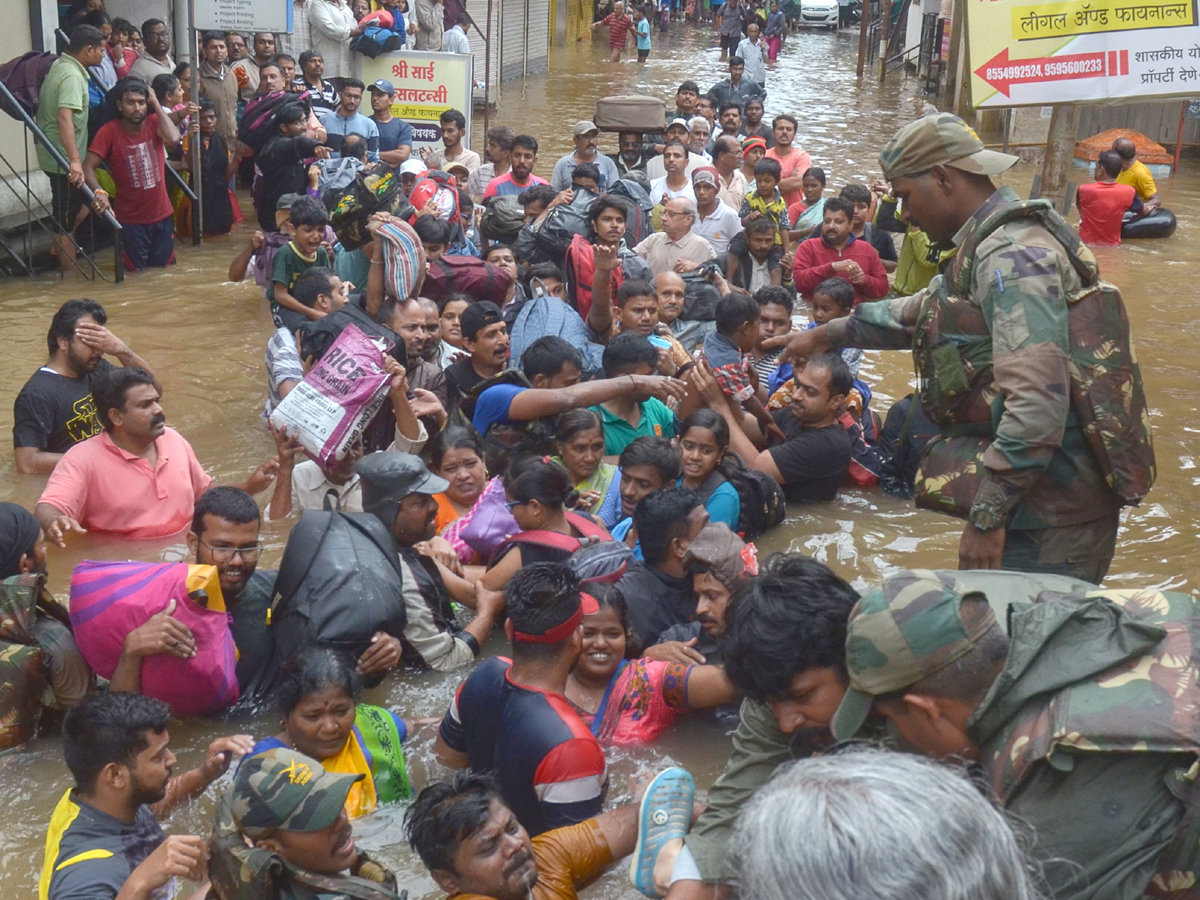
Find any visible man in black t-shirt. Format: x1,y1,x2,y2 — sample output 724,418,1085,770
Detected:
764,353,853,501
445,301,510,420
13,299,157,475
703,352,853,503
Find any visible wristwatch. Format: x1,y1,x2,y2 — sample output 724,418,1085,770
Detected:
968,504,1007,533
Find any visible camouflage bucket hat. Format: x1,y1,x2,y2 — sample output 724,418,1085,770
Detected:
878,112,1018,182
230,748,363,838
830,569,996,741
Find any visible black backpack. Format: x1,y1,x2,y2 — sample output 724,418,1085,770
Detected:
238,91,308,152
723,456,787,540
479,195,526,245
535,188,600,258
607,179,654,245
268,511,408,668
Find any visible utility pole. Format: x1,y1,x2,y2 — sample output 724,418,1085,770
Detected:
1039,105,1081,212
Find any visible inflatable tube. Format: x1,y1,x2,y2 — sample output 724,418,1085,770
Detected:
1122,208,1177,240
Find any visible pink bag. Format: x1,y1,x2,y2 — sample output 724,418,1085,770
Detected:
458,478,521,560
69,561,239,716
269,323,393,468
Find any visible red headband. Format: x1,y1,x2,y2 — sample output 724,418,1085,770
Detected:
512,593,599,644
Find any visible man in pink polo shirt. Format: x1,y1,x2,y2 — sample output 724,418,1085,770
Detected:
36,368,278,542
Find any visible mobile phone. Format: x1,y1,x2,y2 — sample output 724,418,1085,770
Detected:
648,335,671,350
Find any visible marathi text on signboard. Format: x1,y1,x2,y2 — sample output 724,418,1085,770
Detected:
968,0,1200,106
357,51,473,152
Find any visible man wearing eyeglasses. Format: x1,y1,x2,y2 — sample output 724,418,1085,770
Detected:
110,486,402,709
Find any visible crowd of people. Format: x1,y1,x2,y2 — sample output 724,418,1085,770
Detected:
7,3,1181,900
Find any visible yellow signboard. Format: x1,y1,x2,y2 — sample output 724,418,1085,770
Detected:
968,0,1200,106
357,50,473,151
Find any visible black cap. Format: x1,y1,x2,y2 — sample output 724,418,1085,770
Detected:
356,452,449,530
460,301,504,341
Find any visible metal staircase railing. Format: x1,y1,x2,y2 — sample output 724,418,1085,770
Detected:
55,29,199,209
0,75,123,281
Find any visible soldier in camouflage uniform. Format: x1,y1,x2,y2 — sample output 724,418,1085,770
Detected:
770,112,1155,584
832,569,1200,900
208,748,406,900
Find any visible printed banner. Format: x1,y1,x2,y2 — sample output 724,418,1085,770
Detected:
357,51,473,152
194,0,289,34
968,0,1200,106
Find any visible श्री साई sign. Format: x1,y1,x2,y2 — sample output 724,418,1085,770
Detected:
968,0,1200,106
357,51,473,152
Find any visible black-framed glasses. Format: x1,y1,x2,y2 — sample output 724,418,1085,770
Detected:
198,539,262,563
504,499,527,511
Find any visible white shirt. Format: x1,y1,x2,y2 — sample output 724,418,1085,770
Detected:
736,37,768,85
646,150,707,180
307,0,358,78
650,176,696,205
690,200,743,255
442,24,471,54
291,465,363,513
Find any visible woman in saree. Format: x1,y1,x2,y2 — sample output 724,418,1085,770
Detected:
248,646,429,818
563,585,737,746
553,409,623,529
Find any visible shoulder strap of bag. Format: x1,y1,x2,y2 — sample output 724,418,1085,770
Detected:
488,530,583,567
564,510,612,542
954,197,1099,294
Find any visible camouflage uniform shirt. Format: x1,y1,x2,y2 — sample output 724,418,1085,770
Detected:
826,187,1122,530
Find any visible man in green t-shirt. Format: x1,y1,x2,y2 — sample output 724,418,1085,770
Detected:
36,24,106,271
590,332,679,457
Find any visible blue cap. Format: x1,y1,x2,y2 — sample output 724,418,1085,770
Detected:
369,79,394,95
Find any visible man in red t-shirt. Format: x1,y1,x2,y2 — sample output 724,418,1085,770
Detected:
1076,149,1142,246
84,79,180,270
591,1,634,62
792,197,889,303
482,134,548,200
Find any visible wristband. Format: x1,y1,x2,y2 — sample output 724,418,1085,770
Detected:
460,632,481,657
93,189,108,196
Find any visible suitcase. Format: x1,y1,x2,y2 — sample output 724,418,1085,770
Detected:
595,95,669,132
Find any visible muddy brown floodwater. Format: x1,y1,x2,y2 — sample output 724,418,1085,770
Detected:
0,23,1196,898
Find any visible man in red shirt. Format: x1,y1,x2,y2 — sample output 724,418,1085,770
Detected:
482,134,548,200
84,79,180,270
1076,150,1142,246
591,1,634,62
792,197,889,303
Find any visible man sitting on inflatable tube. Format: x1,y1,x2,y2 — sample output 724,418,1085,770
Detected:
1111,137,1177,240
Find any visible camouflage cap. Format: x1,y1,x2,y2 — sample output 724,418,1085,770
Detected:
230,748,363,838
878,112,1018,182
830,570,996,741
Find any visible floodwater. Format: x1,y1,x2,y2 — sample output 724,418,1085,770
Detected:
0,21,1197,898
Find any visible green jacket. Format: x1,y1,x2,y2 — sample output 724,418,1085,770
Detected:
684,569,1097,885
826,187,1127,530
971,588,1200,900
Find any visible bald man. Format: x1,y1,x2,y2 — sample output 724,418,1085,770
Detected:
654,270,718,353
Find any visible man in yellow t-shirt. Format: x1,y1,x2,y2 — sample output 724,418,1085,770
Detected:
1112,137,1161,211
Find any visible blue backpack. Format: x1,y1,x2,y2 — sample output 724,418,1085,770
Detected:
510,293,605,377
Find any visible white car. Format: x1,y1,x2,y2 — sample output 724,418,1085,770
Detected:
799,0,840,27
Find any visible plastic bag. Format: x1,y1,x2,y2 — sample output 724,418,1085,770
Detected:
269,324,393,467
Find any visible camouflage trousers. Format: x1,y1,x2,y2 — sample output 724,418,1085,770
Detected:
1002,511,1120,585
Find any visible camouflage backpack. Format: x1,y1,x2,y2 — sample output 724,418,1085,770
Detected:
913,197,1155,514
988,588,1200,895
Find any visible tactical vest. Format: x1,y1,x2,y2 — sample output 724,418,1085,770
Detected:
911,196,1155,515
987,589,1200,895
